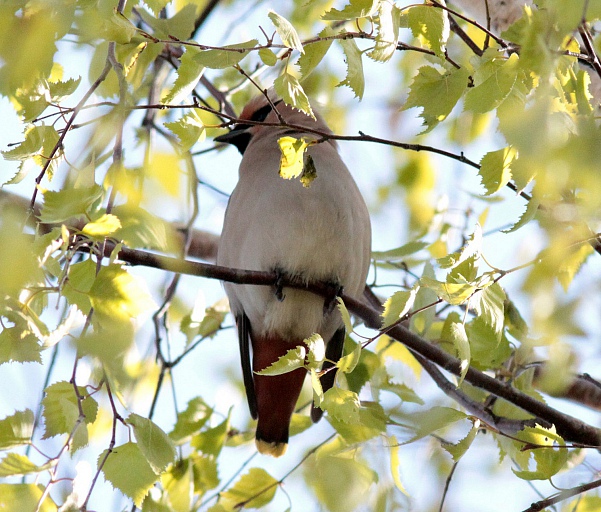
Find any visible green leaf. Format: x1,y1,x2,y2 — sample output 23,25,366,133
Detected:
164,110,206,152
502,197,540,233
39,184,103,223
464,53,519,113
420,276,475,305
112,203,177,251
61,258,96,315
327,402,387,443
192,454,219,495
311,368,324,407
220,468,278,509
162,47,204,104
89,264,156,321
136,4,197,40
2,125,60,182
439,225,482,270
0,409,34,450
192,414,230,457
405,406,467,443
322,0,379,20
512,425,568,480
0,328,42,365
105,9,136,43
557,243,594,292
289,413,313,437
407,4,450,57
442,419,480,462
372,240,429,261
274,72,315,118
268,11,304,53
194,40,258,69
472,282,506,339
99,442,158,507
161,459,193,512
367,2,402,62
0,483,56,512
304,452,377,512
82,213,122,239
0,453,53,477
336,297,353,333
41,381,98,439
467,316,512,369
297,28,334,78
258,48,278,66
337,37,365,99
410,262,438,335
479,147,517,195
320,387,360,423
255,345,306,375
306,333,325,368
170,397,213,443
143,0,170,16
127,414,176,474
403,66,469,132
441,314,470,384
381,287,419,329
49,76,82,101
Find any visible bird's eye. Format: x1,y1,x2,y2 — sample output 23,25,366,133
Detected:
250,100,283,122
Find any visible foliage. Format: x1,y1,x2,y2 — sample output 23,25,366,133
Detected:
1,0,601,511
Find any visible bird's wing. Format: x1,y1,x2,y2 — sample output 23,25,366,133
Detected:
236,312,257,419
311,326,346,423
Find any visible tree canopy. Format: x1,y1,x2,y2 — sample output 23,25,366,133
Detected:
1,0,601,511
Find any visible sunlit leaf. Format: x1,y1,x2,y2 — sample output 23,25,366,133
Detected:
0,410,34,450
442,419,480,462
99,442,158,507
169,397,213,443
389,435,408,495
372,240,429,261
381,287,419,329
322,0,379,20
268,11,304,53
321,387,360,423
162,47,204,104
367,2,402,62
407,4,449,57
336,297,353,334
479,147,517,195
89,264,156,321
297,27,333,78
39,184,103,223
0,483,56,512
472,282,506,339
512,425,568,480
274,72,314,118
41,381,98,439
82,213,122,239
219,468,278,509
127,414,177,474
194,40,258,69
164,110,206,152
441,313,470,384
465,53,519,113
306,333,325,368
255,345,306,376
191,415,230,457
337,37,364,99
405,406,467,443
404,65,469,132
0,453,53,477
420,276,475,305
0,328,42,365
277,136,311,181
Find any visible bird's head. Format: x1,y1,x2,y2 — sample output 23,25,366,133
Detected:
214,92,332,154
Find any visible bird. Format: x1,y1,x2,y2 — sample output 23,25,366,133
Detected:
215,93,371,457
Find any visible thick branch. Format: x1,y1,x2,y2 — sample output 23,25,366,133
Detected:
105,245,601,447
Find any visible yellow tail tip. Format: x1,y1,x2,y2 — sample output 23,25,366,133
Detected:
256,438,287,457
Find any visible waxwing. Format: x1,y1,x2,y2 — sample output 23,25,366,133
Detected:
216,94,371,456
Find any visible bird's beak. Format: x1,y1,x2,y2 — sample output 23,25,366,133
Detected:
214,124,252,155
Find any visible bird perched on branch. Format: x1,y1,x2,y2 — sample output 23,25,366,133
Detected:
215,93,371,457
